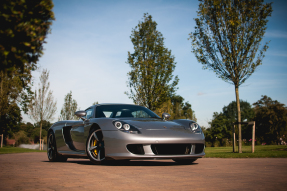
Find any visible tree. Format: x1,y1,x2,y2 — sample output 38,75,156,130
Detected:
126,13,179,111
189,0,272,153
0,0,54,76
205,100,254,147
28,69,57,150
253,95,287,145
0,102,22,141
182,102,197,121
223,100,255,123
19,122,35,139
0,70,24,140
0,0,54,141
92,101,99,105
34,120,52,132
59,91,78,121
154,94,196,121
223,100,254,141
207,112,229,146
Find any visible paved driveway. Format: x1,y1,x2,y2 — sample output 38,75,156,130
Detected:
0,153,286,190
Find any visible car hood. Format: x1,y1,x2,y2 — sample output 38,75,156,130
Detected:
119,118,192,136
118,118,201,139
121,118,183,129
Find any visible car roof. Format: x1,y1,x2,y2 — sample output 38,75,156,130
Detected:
95,103,138,106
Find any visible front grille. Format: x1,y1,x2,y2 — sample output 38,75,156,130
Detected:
195,144,204,154
126,144,145,155
151,144,191,155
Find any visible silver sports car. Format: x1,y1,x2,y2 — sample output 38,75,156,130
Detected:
47,103,205,164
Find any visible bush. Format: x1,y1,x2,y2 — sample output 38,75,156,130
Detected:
13,131,30,146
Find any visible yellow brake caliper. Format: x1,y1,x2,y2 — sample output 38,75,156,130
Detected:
93,139,98,155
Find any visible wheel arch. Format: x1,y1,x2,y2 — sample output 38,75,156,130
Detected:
89,123,101,134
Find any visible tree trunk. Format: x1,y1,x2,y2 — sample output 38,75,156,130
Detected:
0,71,3,117
235,86,242,153
39,120,42,150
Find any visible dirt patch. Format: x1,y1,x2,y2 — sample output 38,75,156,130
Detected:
0,153,286,190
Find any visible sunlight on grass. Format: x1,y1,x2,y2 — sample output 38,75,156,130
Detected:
0,146,46,154
205,145,287,158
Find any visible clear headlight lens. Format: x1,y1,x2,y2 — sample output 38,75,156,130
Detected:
123,124,130,130
189,122,202,134
114,121,122,129
190,122,199,131
113,121,140,134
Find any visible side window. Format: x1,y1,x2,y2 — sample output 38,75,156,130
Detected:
86,108,94,119
115,111,121,117
132,110,149,118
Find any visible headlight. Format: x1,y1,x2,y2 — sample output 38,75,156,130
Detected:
115,121,122,129
190,123,199,131
123,124,130,130
113,121,140,134
189,122,202,134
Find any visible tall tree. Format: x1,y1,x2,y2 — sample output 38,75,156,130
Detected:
126,13,179,111
28,69,57,150
59,91,78,121
0,0,54,76
0,0,54,140
189,0,272,153
0,67,32,140
253,95,287,145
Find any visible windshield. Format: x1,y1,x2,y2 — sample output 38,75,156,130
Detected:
95,105,160,119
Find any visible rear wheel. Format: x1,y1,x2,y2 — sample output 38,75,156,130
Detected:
47,131,67,162
173,158,197,165
86,129,106,164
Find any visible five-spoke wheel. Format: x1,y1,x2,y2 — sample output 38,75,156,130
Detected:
86,129,106,164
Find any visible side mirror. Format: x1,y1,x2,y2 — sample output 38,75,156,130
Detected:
75,110,87,120
162,113,171,121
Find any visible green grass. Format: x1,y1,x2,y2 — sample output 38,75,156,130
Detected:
0,146,46,154
205,145,287,158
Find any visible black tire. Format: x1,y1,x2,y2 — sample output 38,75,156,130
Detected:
86,128,106,165
173,158,197,165
47,131,67,162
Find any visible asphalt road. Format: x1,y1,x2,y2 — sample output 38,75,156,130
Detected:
0,153,286,191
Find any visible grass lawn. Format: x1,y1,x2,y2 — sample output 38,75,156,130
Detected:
205,145,287,158
0,146,46,154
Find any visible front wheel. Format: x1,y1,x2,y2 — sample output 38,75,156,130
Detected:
173,158,197,165
86,129,106,164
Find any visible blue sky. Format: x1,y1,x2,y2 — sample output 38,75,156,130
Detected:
22,0,287,127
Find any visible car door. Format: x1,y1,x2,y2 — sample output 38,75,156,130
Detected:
70,107,94,151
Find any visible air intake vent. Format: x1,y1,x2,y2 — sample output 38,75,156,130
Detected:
195,144,204,154
151,144,191,155
127,144,145,155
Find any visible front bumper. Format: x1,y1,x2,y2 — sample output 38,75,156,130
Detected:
102,130,205,160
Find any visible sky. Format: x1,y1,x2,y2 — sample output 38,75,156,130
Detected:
22,0,287,127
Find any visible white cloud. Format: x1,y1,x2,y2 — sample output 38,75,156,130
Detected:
265,30,287,39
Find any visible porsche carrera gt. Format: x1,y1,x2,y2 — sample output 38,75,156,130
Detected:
47,103,205,164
